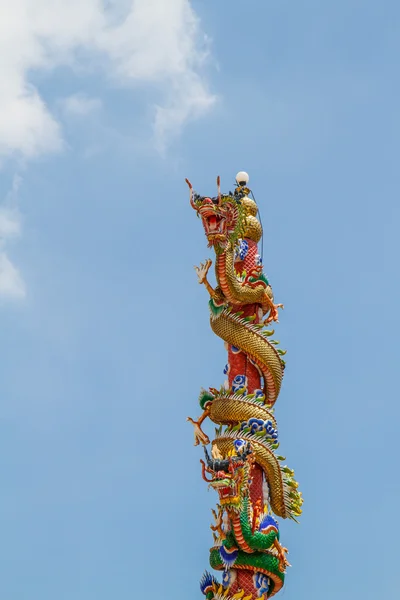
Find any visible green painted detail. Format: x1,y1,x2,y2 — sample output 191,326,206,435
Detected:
209,297,226,317
239,498,280,548
199,388,215,410
209,548,284,592
207,496,284,595
249,271,270,286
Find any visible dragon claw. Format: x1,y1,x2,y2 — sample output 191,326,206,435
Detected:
187,416,210,446
210,504,226,540
274,539,291,571
265,303,283,324
195,259,213,284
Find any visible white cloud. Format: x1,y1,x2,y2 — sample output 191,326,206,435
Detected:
154,72,217,153
62,93,103,117
0,0,215,160
0,253,26,299
0,1,215,299
0,85,63,160
0,208,21,239
0,176,25,299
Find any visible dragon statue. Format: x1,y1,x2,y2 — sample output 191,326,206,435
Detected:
186,172,303,600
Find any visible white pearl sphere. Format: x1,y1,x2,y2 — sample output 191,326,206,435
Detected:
236,171,249,185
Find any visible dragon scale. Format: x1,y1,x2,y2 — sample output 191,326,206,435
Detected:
187,174,303,600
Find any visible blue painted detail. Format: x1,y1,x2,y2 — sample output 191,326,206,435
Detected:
239,418,279,442
255,254,263,266
200,571,218,595
219,545,238,567
232,374,247,393
234,239,249,262
259,513,279,533
254,572,270,597
233,439,246,453
223,363,229,375
222,568,237,588
231,345,241,354
238,239,249,260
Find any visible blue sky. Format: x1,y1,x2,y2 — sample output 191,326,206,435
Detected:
1,1,399,599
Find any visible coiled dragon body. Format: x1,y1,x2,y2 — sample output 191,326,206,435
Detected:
187,175,303,600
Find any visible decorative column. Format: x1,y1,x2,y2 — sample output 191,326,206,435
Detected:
187,172,303,600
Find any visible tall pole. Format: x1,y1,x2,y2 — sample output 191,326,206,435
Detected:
187,172,303,600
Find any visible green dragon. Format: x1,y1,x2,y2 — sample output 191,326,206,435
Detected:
200,445,287,600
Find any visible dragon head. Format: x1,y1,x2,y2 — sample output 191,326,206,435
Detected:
201,443,253,512
186,177,250,251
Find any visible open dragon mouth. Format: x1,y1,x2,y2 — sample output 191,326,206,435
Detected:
199,204,227,244
209,477,238,500
201,444,251,508
219,484,237,499
213,480,241,509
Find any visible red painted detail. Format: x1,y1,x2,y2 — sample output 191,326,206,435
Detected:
232,517,254,554
228,570,257,599
225,237,265,394
218,236,271,600
235,239,259,274
250,464,264,507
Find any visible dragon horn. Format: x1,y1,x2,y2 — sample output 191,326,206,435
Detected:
216,175,221,205
185,178,198,211
200,459,213,483
203,446,213,469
